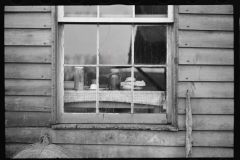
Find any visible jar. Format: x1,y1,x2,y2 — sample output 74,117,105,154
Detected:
109,69,121,90
74,67,84,90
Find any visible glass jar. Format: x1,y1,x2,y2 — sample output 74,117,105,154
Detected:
108,69,121,90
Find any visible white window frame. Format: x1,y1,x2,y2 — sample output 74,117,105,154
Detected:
55,5,177,126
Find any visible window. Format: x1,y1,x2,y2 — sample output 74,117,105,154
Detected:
55,5,177,126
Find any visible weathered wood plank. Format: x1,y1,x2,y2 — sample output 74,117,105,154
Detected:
179,5,233,14
5,79,51,96
4,46,52,63
5,112,51,127
4,13,51,28
5,143,233,158
178,115,234,130
179,14,233,31
4,6,51,12
60,145,186,158
178,82,233,98
4,29,51,45
5,96,51,112
5,128,233,147
5,64,52,79
179,48,233,65
178,98,234,114
179,31,233,48
178,66,234,81
191,147,233,157
5,64,51,79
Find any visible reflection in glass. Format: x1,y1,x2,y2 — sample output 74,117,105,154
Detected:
99,25,132,65
134,67,166,91
99,67,132,113
100,5,132,17
64,66,96,113
133,25,166,64
64,25,97,65
135,5,167,17
64,6,97,17
64,66,96,90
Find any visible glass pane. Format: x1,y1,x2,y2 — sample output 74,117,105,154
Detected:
99,25,132,65
134,25,166,64
100,5,132,17
64,25,97,65
64,66,96,113
64,6,97,17
99,67,132,113
133,67,166,114
135,5,167,17
133,67,166,91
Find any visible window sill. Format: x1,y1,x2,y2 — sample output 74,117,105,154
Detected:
51,124,178,131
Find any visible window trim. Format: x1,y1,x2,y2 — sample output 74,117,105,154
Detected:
53,6,178,127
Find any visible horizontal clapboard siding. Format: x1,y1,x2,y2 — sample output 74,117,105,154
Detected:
179,31,233,48
5,128,233,147
179,5,233,14
5,143,233,158
178,98,234,114
5,79,51,95
5,112,51,127
4,29,51,45
179,14,233,31
178,115,233,130
178,82,233,98
5,96,51,112
5,64,52,79
178,66,233,81
179,48,233,65
4,6,51,12
4,46,52,63
4,13,51,28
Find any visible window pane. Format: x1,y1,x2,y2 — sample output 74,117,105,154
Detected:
100,5,132,17
99,25,132,65
134,25,166,64
64,6,97,17
64,25,97,65
64,66,96,113
135,5,167,17
99,67,132,113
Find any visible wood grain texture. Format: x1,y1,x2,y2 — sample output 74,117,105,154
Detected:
179,48,233,65
178,115,233,130
5,128,233,147
5,143,233,158
4,29,51,45
5,112,51,127
4,13,51,28
179,14,233,31
5,79,51,96
179,31,233,48
178,98,234,114
179,5,233,14
191,147,233,157
5,64,52,79
178,82,233,98
5,96,51,112
4,6,51,12
59,145,186,158
178,66,233,81
4,46,52,63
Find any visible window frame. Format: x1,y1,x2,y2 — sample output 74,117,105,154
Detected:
53,5,178,128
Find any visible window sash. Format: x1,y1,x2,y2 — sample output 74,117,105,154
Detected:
56,6,175,124
57,5,174,23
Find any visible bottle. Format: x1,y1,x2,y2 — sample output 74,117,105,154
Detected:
74,67,84,90
109,69,121,90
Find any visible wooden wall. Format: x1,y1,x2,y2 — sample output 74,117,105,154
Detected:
5,5,234,158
